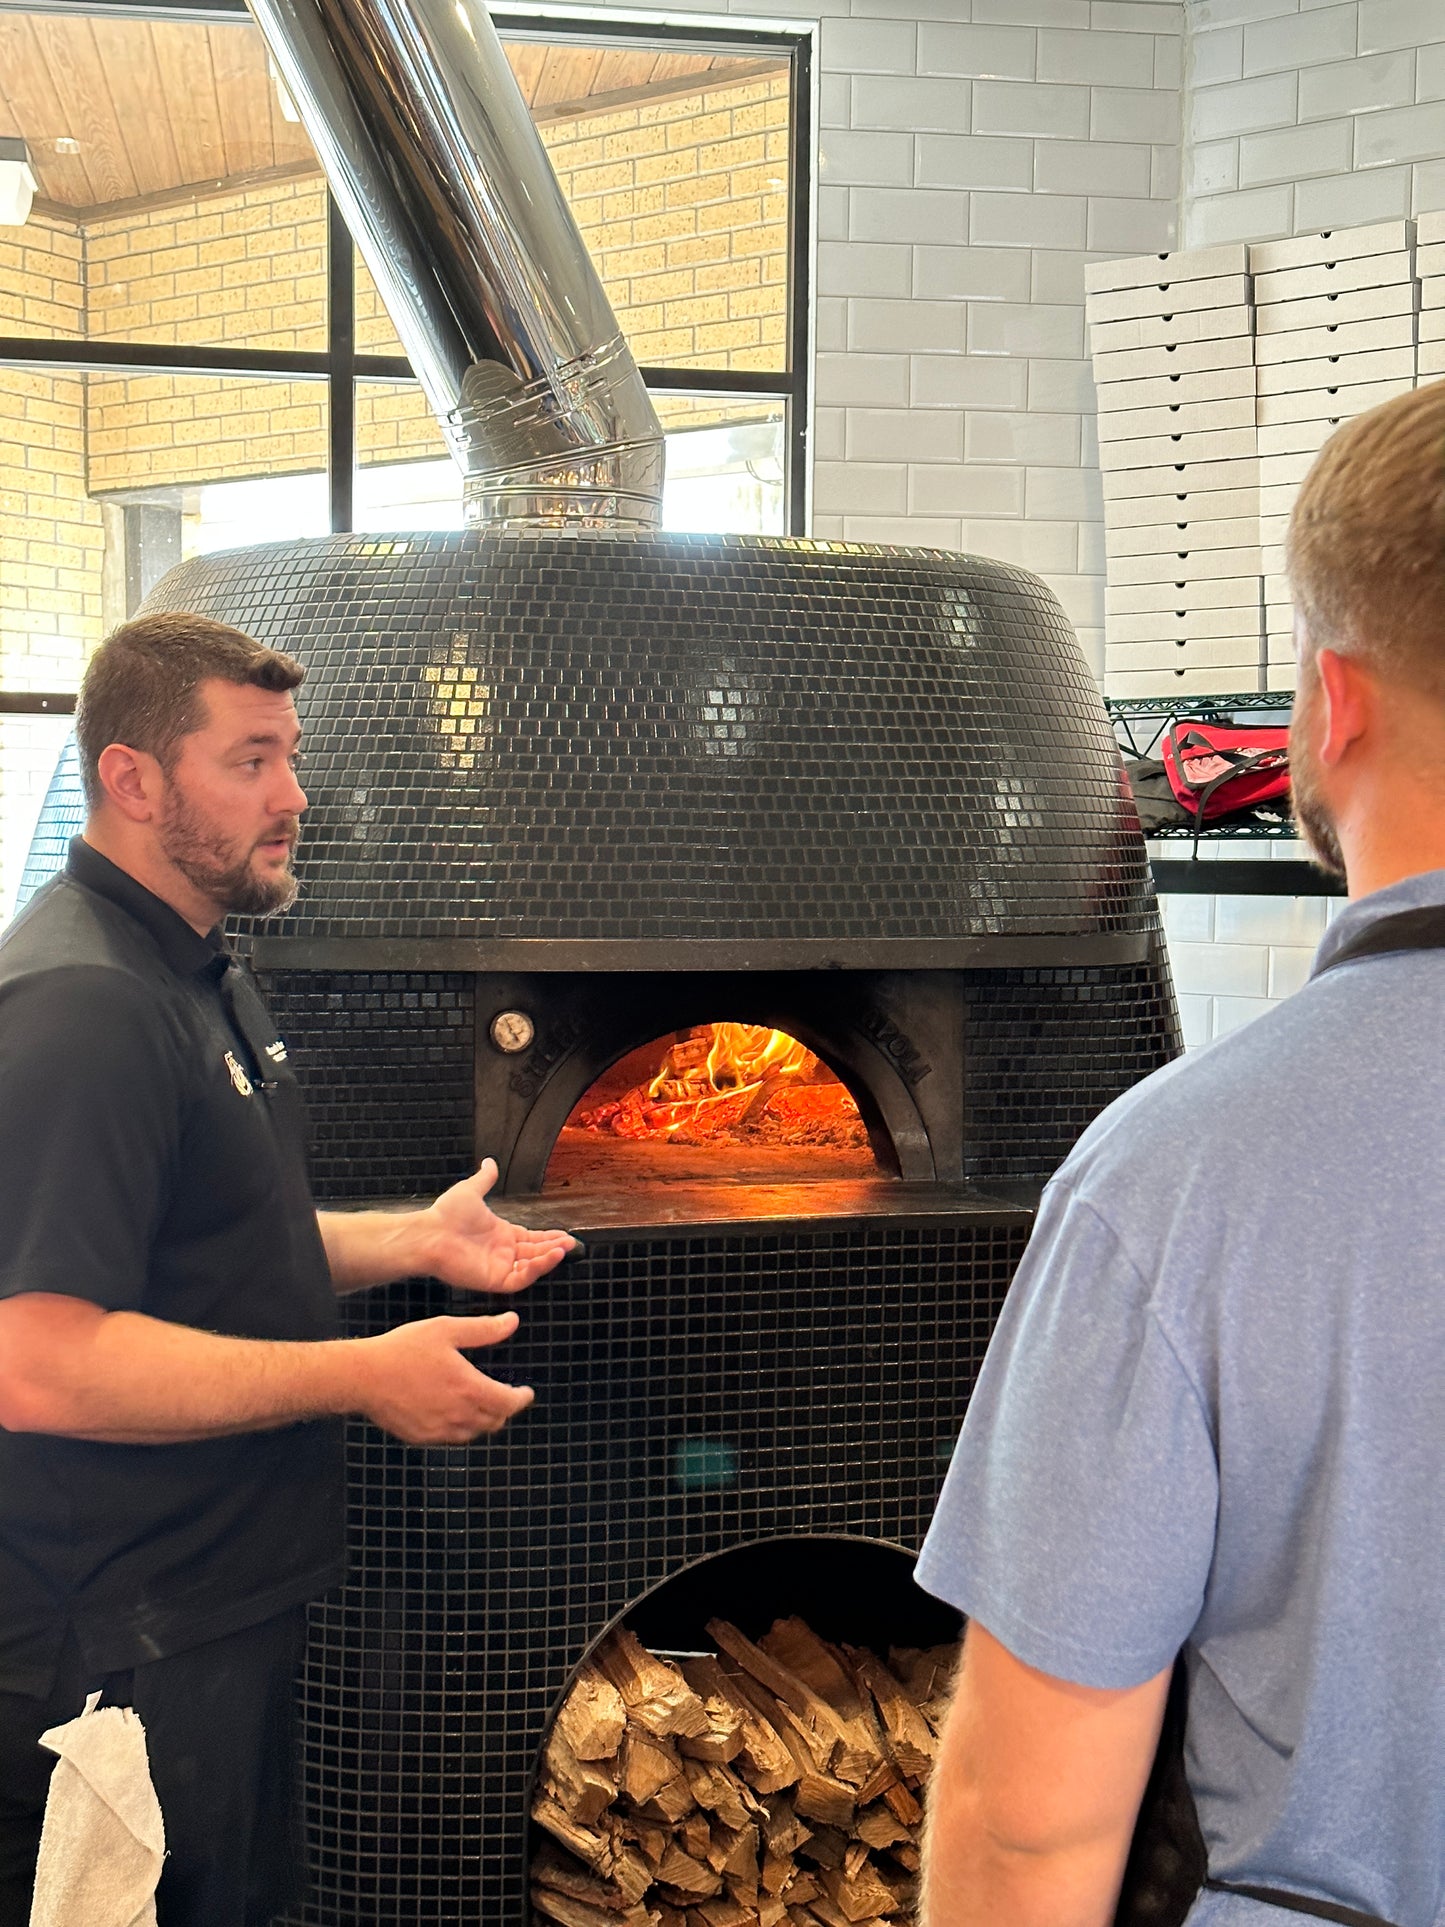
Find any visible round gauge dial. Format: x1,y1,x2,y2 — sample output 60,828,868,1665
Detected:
489,1010,535,1055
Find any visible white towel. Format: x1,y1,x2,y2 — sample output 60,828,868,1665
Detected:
29,1692,165,1927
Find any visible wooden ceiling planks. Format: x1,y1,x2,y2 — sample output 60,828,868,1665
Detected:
209,21,302,180
3,11,784,218
503,42,549,109
149,20,229,188
90,16,182,204
0,12,93,207
28,13,136,204
532,45,607,118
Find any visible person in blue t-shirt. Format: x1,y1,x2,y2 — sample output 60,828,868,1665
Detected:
916,379,1445,1927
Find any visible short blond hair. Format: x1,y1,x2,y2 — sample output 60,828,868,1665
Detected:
1286,378,1445,692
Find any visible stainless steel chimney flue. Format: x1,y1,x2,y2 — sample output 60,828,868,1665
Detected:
247,0,665,528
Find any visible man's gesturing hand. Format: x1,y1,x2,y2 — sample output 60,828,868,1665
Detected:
356,1312,533,1445
413,1158,577,1295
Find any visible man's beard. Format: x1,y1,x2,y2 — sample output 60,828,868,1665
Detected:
159,792,301,918
1288,702,1346,880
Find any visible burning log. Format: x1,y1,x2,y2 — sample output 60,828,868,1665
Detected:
573,1024,869,1153
531,1621,957,1927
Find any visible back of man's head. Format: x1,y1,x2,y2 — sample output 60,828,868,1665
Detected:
76,612,304,809
1288,378,1445,695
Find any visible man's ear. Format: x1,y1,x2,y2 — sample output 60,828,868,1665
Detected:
95,743,166,822
1313,648,1373,768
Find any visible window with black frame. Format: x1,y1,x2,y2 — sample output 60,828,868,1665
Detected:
0,0,810,920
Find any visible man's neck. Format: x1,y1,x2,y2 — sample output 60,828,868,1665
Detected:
82,821,220,937
1341,811,1445,903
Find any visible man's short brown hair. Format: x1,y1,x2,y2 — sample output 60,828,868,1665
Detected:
76,612,304,808
1287,378,1445,692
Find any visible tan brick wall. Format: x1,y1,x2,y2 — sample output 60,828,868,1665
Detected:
354,67,792,458
355,380,447,468
83,176,331,491
0,217,105,693
0,214,86,339
87,177,327,351
548,70,790,373
86,371,328,492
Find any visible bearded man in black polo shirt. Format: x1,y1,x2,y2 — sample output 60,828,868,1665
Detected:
0,612,577,1927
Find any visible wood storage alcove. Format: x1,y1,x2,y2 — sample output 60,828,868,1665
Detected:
528,1536,963,1927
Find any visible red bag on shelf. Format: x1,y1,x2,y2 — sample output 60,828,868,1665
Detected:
1161,719,1290,822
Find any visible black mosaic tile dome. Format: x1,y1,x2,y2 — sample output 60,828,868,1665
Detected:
143,530,1152,946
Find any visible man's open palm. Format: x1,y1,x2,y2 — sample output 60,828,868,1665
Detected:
419,1159,577,1294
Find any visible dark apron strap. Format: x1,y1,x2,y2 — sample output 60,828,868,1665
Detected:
1206,1879,1399,1927
1314,905,1445,975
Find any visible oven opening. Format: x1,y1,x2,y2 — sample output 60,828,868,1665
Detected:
544,1024,880,1189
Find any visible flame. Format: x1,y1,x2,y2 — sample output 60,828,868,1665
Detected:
576,1023,866,1149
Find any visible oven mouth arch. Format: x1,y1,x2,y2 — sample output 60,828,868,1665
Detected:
498,982,937,1194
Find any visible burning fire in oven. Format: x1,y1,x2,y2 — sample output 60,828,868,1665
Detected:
576,1026,867,1151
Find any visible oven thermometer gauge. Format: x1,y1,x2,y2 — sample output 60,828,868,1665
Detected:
489,1010,535,1055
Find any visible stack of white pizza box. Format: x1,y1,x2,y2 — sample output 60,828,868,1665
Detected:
1086,244,1262,697
1416,210,1445,381
1250,221,1418,690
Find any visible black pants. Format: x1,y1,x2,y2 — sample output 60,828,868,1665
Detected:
0,1609,307,1927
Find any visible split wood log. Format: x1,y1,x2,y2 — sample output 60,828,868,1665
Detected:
886,1645,959,1734
690,1895,753,1927
854,1804,912,1852
533,1795,611,1873
681,1755,760,1833
619,1730,687,1809
680,1812,713,1863
681,1654,798,1793
600,1836,655,1907
880,1780,923,1828
762,1791,812,1860
618,1818,668,1868
556,1667,628,1763
531,1843,646,1920
673,1659,746,1766
707,1619,883,1788
600,1629,711,1742
705,1820,759,1891
845,1647,938,1782
655,1841,722,1900
760,1619,866,1717
541,1724,620,1827
822,1860,904,1924
531,1886,649,1927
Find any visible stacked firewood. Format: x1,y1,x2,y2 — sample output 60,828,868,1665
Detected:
531,1616,958,1927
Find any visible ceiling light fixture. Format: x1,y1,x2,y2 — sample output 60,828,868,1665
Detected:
0,137,36,227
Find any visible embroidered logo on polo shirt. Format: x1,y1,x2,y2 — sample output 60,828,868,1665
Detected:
264,1039,288,1064
224,1051,254,1099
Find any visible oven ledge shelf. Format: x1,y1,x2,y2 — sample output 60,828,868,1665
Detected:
479,1177,1042,1239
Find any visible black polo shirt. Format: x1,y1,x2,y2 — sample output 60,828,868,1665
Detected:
0,839,345,1694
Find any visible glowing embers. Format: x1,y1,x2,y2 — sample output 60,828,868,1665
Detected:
547,1025,876,1186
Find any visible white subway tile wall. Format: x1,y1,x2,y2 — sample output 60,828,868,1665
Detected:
1184,0,1445,244
810,0,1185,668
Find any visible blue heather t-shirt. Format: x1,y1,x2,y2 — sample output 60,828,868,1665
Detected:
917,869,1445,1927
